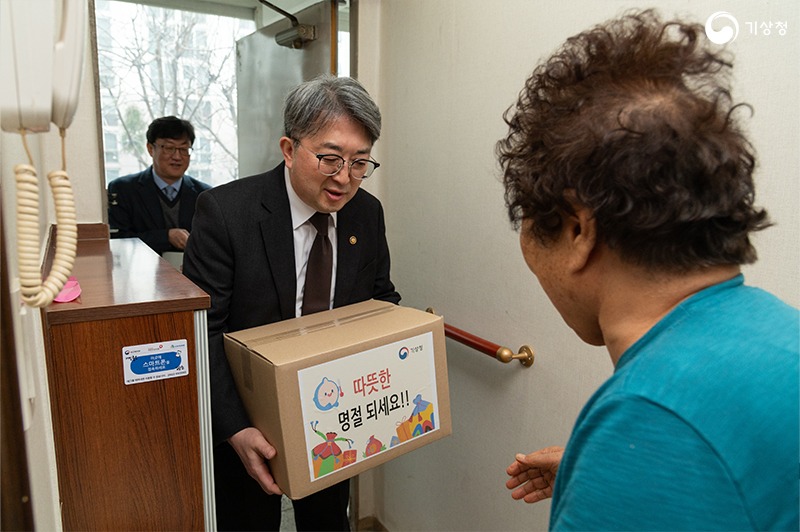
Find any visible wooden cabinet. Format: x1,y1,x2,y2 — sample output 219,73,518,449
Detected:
41,226,213,530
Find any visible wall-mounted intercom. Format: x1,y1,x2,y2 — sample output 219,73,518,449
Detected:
0,0,86,307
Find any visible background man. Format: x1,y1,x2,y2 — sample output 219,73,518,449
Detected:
183,75,400,531
108,116,210,256
498,10,799,530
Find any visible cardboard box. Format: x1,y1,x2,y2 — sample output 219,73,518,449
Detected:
224,299,451,499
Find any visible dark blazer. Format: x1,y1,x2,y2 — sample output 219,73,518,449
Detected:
108,166,212,254
183,163,401,444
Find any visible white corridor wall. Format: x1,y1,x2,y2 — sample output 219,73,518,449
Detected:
356,1,799,530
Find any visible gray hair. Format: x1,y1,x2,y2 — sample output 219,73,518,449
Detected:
283,74,381,144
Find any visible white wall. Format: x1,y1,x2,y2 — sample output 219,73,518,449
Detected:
357,1,799,530
0,13,104,529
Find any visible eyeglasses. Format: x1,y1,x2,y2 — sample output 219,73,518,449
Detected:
156,144,193,157
295,141,380,180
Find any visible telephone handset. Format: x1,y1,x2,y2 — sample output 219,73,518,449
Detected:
52,0,86,130
1,0,86,307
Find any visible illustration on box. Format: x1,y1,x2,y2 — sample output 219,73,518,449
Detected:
308,378,437,479
298,333,439,481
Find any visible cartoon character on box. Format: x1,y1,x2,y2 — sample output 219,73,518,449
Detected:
395,393,436,443
309,421,355,478
312,377,343,411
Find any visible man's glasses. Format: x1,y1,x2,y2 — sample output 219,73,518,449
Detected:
156,144,193,157
295,141,380,180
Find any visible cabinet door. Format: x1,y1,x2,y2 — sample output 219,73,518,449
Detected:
46,310,204,530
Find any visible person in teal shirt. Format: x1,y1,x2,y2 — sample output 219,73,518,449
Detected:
498,9,799,531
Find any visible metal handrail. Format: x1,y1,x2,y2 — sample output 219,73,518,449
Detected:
426,308,534,368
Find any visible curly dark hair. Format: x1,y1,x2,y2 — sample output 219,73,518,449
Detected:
497,9,771,271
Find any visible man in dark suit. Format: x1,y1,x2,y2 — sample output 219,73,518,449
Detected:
108,116,211,255
183,75,401,531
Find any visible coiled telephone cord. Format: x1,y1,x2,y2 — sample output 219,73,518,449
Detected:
15,128,78,307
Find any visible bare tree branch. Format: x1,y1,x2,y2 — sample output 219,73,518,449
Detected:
96,0,245,185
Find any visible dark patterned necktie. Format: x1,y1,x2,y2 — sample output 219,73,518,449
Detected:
302,212,332,315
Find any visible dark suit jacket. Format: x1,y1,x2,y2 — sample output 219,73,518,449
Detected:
108,166,212,254
183,163,401,444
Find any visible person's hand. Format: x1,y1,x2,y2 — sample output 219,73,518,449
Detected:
168,228,190,250
506,445,564,503
228,427,283,496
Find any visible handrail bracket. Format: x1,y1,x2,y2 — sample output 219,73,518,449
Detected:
495,345,535,367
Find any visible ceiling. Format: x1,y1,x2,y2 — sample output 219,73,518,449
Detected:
111,0,343,21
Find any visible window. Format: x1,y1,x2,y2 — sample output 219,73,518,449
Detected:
103,132,118,163
95,1,255,187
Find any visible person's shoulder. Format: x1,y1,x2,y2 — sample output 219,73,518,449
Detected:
202,168,282,201
107,168,151,192
108,168,150,188
689,277,799,349
348,186,382,211
738,282,799,319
